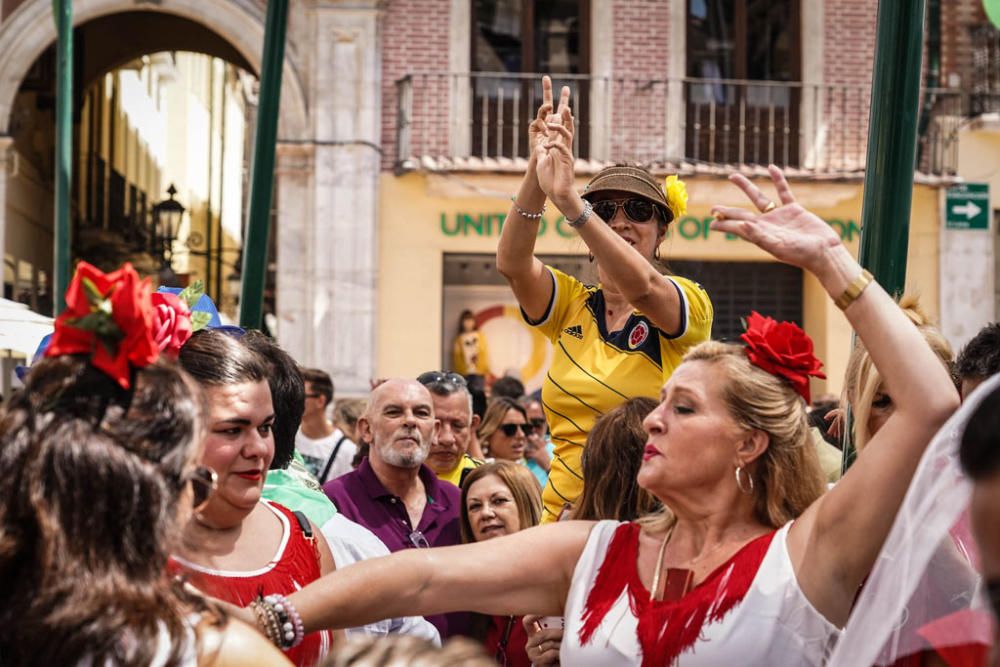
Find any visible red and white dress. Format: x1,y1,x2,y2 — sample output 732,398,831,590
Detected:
170,500,334,667
561,521,840,666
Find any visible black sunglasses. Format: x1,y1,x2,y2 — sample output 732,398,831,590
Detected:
186,465,218,512
499,423,533,437
529,417,547,430
592,198,657,224
417,371,467,387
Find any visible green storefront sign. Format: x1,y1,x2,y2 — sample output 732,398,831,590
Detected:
945,183,990,230
440,212,862,243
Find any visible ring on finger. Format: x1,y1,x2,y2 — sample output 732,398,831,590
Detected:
762,200,777,213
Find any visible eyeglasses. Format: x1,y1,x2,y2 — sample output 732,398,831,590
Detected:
592,198,657,224
185,465,218,512
529,417,547,431
417,371,467,388
408,529,430,549
305,393,323,399
499,423,533,437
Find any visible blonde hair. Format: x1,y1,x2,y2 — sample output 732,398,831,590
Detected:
640,341,826,532
843,295,954,453
459,461,542,543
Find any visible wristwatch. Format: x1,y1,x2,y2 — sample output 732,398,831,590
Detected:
567,199,593,229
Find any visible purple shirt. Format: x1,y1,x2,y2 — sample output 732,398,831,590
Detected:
323,458,470,639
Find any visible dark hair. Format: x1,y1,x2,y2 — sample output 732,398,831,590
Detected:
572,397,661,521
242,331,305,470
960,385,1000,480
301,367,335,406
178,329,268,388
466,374,488,419
420,373,472,411
807,400,841,450
955,322,1000,382
458,309,477,336
0,355,220,665
491,376,525,400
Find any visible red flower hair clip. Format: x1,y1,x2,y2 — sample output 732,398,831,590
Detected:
46,262,159,389
151,281,211,356
740,311,826,403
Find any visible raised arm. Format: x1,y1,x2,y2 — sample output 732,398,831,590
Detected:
496,76,563,321
289,521,594,634
711,166,960,626
534,89,684,335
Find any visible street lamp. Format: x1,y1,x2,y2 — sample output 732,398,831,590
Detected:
152,184,185,285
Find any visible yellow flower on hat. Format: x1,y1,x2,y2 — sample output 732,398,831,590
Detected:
663,175,688,220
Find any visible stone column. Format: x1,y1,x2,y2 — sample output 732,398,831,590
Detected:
275,0,382,396
0,136,15,282
274,141,315,360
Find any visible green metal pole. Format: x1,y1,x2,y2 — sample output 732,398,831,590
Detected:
239,0,288,329
52,0,72,315
842,0,926,473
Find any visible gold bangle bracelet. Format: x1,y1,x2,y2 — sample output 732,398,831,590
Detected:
834,269,874,310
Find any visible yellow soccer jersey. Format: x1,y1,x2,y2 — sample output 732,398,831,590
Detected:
528,266,713,521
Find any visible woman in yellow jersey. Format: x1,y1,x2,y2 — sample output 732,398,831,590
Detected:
497,77,713,521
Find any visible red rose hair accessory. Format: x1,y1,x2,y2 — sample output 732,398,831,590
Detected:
740,311,826,403
45,262,159,389
151,281,211,356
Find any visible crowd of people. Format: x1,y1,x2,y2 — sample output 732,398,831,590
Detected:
0,75,998,667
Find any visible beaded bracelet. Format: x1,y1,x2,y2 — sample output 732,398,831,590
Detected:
251,593,305,650
510,196,546,220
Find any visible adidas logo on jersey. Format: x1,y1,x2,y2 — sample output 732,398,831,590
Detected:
563,325,583,340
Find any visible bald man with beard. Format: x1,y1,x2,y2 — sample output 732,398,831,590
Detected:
322,379,471,639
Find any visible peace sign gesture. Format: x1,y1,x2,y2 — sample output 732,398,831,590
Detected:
710,166,843,274
532,77,577,208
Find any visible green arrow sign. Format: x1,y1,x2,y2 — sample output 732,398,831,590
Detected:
945,183,990,230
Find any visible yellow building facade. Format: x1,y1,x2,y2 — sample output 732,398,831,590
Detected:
378,171,944,398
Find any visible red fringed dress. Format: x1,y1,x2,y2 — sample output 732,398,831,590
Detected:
562,521,841,666
170,500,334,667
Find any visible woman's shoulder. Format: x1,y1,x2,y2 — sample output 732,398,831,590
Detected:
196,616,292,667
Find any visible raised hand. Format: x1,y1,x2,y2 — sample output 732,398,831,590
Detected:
535,81,577,208
529,76,556,161
710,166,842,274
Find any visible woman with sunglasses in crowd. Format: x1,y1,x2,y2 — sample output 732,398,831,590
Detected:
497,76,713,522
232,159,959,665
171,328,338,666
0,263,287,666
478,397,533,464
460,462,544,666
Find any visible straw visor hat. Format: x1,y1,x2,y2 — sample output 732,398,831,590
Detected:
581,165,673,224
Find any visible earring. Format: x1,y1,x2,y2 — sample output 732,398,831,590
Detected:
735,466,754,495
653,245,661,261
588,253,595,263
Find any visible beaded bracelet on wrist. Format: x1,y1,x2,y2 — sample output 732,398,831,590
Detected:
510,196,546,220
251,594,305,650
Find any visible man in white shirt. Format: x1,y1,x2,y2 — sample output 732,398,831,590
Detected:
296,367,358,483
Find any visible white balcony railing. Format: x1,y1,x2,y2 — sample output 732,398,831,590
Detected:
394,72,997,176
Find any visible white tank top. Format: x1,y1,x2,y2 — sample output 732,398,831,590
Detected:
561,521,841,666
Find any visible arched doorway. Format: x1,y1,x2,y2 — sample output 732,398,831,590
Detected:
0,0,309,318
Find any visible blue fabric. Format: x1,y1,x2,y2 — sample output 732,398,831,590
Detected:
525,441,556,489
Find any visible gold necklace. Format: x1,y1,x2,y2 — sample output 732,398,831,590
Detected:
649,525,732,602
649,523,676,602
